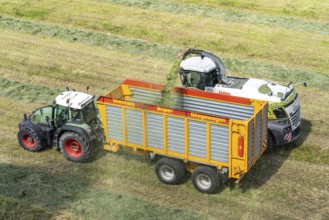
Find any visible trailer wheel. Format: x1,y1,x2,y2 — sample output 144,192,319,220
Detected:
59,132,90,163
192,166,222,194
18,127,44,152
155,158,185,185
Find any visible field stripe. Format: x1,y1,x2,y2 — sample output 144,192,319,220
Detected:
0,76,61,104
1,16,328,90
100,0,329,35
0,16,178,60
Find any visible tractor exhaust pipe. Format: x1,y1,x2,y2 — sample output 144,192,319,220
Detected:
24,113,27,121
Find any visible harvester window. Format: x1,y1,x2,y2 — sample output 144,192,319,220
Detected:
184,71,205,90
205,71,219,87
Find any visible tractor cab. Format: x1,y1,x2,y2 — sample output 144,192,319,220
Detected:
54,91,97,127
28,91,96,128
18,90,101,162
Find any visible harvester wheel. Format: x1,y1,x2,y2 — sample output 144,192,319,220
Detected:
265,131,275,153
18,127,44,152
155,158,185,185
192,166,222,194
59,132,90,163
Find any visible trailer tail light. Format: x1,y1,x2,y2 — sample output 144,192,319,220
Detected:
238,136,244,157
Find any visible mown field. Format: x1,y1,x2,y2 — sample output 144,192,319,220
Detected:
0,0,328,219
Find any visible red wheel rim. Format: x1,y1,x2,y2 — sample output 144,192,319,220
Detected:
64,138,82,158
22,134,35,148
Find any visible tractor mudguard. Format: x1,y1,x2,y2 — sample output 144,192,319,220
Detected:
18,120,48,147
52,125,91,149
18,120,44,137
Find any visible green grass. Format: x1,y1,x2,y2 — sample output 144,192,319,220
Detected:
0,0,329,75
174,0,329,21
1,20,328,90
0,0,329,219
102,0,329,34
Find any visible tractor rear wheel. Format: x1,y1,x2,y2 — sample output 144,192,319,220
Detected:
59,132,90,163
155,158,185,185
18,127,44,152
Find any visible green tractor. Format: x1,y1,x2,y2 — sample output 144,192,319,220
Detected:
17,90,102,162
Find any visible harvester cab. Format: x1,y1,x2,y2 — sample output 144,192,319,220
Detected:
178,48,229,90
18,90,102,162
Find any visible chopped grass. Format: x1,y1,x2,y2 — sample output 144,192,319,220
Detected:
1,19,328,91
0,76,60,104
174,0,329,21
101,0,329,35
0,0,329,74
0,163,204,220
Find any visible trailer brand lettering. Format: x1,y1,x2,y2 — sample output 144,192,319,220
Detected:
218,91,231,96
157,107,173,113
113,99,135,107
190,112,227,124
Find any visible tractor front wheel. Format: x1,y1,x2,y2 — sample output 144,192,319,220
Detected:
18,127,44,152
59,132,90,162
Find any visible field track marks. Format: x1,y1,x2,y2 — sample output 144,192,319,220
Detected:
1,18,328,90
1,1,329,74
100,0,329,35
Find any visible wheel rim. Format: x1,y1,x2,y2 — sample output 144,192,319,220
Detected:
159,165,175,181
22,134,35,148
64,138,82,158
196,174,212,191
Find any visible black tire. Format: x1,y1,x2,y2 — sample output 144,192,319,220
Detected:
18,127,44,152
59,132,90,163
192,166,222,194
155,158,185,185
265,131,275,153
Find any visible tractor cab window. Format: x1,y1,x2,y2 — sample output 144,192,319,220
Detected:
31,106,53,125
71,109,83,122
55,105,69,127
81,102,98,123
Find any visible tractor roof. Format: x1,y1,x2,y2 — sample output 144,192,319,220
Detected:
55,91,94,109
180,56,216,73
